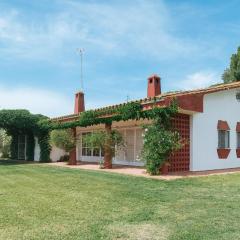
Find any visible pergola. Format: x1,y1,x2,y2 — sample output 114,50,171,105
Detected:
0,109,50,161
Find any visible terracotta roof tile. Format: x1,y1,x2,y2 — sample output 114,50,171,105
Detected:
51,81,240,121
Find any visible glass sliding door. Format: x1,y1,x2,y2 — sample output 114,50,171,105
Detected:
18,135,27,160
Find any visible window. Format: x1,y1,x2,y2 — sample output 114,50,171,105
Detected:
237,132,240,149
236,122,240,149
81,132,104,157
18,135,27,160
82,133,92,156
218,130,230,149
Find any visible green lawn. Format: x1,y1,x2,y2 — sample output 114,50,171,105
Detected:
0,161,240,240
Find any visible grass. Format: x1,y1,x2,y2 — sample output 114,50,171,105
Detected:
1,160,240,240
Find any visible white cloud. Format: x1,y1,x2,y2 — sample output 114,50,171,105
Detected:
176,71,220,90
0,1,211,62
0,86,73,117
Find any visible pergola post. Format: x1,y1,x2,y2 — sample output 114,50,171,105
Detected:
104,122,112,169
69,128,77,165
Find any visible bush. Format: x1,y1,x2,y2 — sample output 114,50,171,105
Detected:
141,102,183,176
142,124,182,175
58,155,69,162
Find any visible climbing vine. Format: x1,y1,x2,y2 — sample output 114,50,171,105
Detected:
49,100,177,130
141,104,182,175
0,110,50,162
0,99,180,169
10,134,18,160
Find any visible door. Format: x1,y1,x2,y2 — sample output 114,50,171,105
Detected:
18,135,27,160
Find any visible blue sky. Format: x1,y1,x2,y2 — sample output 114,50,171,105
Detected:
0,0,239,117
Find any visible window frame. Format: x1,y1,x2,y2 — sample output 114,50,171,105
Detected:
236,122,240,150
218,130,230,149
81,132,104,157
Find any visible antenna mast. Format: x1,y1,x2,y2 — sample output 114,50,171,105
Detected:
76,48,84,91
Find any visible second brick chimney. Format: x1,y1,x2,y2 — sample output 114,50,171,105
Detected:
74,91,85,114
147,74,161,98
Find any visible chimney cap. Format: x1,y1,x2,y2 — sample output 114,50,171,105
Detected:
148,74,161,80
75,91,84,94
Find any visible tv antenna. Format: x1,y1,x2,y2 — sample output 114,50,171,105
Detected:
76,48,85,91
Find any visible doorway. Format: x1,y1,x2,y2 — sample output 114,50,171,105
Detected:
18,135,27,160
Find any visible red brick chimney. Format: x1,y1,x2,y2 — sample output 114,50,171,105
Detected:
147,74,161,98
74,91,85,114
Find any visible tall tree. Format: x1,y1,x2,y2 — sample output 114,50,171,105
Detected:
222,46,240,83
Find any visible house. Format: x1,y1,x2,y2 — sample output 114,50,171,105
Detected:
40,75,240,173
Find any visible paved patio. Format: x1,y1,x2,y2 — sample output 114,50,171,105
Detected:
47,162,240,180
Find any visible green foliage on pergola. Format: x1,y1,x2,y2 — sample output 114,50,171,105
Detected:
0,100,179,166
0,109,51,162
50,100,178,130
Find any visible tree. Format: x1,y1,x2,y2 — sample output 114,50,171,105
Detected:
222,46,240,83
0,129,11,158
84,130,124,169
50,129,76,153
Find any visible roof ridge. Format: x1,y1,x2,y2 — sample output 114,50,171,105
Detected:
51,81,240,121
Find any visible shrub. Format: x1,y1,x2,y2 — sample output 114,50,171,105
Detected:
142,124,182,175
58,155,70,162
141,102,182,175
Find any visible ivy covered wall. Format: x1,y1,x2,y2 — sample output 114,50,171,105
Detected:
0,99,179,166
0,110,51,162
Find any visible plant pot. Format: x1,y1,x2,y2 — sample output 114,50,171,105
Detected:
217,148,230,159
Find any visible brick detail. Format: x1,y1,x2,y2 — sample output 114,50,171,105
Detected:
236,123,240,158
217,149,230,159
104,123,113,169
236,122,240,132
177,93,204,113
147,74,161,98
236,149,240,158
143,93,204,113
217,120,230,131
68,128,77,165
69,148,77,165
168,114,190,173
74,92,85,114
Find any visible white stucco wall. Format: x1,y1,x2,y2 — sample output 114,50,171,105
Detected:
34,137,40,161
191,88,240,171
50,147,66,162
34,137,66,162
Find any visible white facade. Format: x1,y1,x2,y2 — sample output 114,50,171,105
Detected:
46,86,240,171
191,88,240,171
34,137,66,162
34,137,40,161
50,147,66,162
